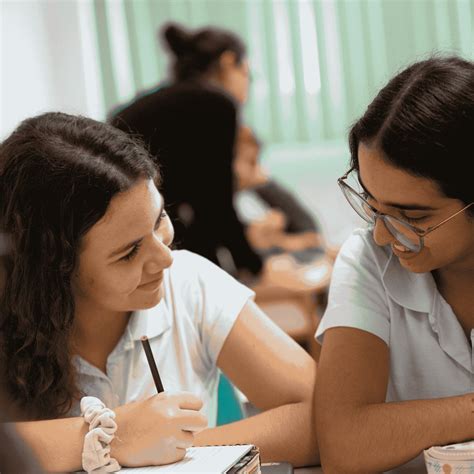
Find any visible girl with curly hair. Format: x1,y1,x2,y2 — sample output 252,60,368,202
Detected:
0,113,317,471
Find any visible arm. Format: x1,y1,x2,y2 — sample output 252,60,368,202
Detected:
315,327,474,473
194,300,318,467
13,416,87,472
254,180,320,234
271,231,323,252
12,392,207,472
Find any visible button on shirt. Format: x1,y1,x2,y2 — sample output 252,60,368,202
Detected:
316,228,473,473
71,250,254,428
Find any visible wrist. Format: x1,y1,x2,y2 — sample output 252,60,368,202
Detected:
111,405,130,465
80,396,120,472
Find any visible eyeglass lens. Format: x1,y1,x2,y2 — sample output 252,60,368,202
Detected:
340,183,422,252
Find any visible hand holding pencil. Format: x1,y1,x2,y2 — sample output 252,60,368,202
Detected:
110,337,208,467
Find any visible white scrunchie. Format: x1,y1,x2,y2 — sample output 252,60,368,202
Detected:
80,396,121,473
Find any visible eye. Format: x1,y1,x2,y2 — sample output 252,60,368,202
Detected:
400,213,428,225
155,210,168,229
361,192,376,206
121,242,142,261
119,211,168,262
361,193,378,211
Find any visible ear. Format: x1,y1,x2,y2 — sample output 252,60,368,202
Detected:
218,50,238,71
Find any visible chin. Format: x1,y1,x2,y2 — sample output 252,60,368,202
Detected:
132,285,164,310
397,255,433,274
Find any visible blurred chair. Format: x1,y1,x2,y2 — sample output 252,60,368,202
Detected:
217,373,244,425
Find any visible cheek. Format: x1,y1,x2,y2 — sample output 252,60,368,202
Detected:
106,265,143,295
76,262,142,301
411,225,473,271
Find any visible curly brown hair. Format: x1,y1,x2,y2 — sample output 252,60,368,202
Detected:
0,113,158,420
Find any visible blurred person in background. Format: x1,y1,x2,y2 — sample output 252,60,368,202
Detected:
234,125,325,263
110,22,263,279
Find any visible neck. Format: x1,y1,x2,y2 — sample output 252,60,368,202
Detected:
434,256,474,341
434,250,474,291
72,298,130,372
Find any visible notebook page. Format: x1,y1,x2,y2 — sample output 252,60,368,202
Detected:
119,445,254,473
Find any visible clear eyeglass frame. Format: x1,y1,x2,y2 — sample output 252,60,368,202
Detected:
337,168,474,253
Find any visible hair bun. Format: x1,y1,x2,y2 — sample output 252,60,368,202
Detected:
162,23,192,57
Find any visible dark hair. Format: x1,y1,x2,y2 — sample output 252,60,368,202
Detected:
349,56,474,212
0,112,158,419
161,22,246,82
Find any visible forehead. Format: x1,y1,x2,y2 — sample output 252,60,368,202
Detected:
357,142,446,205
81,179,162,252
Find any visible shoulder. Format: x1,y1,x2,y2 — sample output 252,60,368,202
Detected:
109,84,166,127
169,249,219,272
335,227,391,277
162,250,254,334
142,81,236,111
328,228,393,312
316,229,392,345
165,250,244,290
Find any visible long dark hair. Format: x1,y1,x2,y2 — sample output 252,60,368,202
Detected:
349,56,474,212
0,112,158,419
161,22,246,82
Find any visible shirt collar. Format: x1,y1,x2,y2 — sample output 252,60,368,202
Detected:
382,248,472,372
128,300,172,342
382,250,437,314
73,301,172,377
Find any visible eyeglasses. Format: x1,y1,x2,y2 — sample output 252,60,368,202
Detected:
338,168,474,254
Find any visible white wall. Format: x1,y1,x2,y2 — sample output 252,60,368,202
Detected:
0,0,104,139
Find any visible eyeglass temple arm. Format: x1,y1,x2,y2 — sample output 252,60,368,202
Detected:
425,202,474,234
339,167,355,181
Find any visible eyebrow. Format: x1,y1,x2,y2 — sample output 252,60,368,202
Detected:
357,174,437,211
109,198,165,259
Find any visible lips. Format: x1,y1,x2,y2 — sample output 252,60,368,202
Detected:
391,244,418,260
138,274,163,291
393,243,411,253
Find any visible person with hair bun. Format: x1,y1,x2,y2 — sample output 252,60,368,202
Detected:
162,22,249,104
110,22,261,279
0,112,317,471
315,56,474,473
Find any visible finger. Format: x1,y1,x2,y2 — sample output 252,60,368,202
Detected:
174,393,204,411
174,447,187,461
178,410,208,432
175,430,194,449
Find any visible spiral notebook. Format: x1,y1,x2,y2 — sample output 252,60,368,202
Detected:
119,444,260,473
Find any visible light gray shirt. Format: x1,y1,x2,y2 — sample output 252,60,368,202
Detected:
71,250,254,427
316,228,473,473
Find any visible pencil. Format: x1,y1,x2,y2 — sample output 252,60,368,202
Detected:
141,336,165,393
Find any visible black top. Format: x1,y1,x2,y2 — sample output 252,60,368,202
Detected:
254,179,320,234
110,81,262,275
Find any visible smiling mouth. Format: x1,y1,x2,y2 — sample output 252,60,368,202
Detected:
391,243,419,260
138,275,163,291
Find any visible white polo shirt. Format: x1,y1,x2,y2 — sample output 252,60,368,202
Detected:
71,250,254,427
316,228,473,473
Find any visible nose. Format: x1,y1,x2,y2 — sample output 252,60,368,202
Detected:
144,237,173,275
372,216,395,247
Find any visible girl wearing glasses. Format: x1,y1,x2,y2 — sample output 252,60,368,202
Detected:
315,56,474,473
